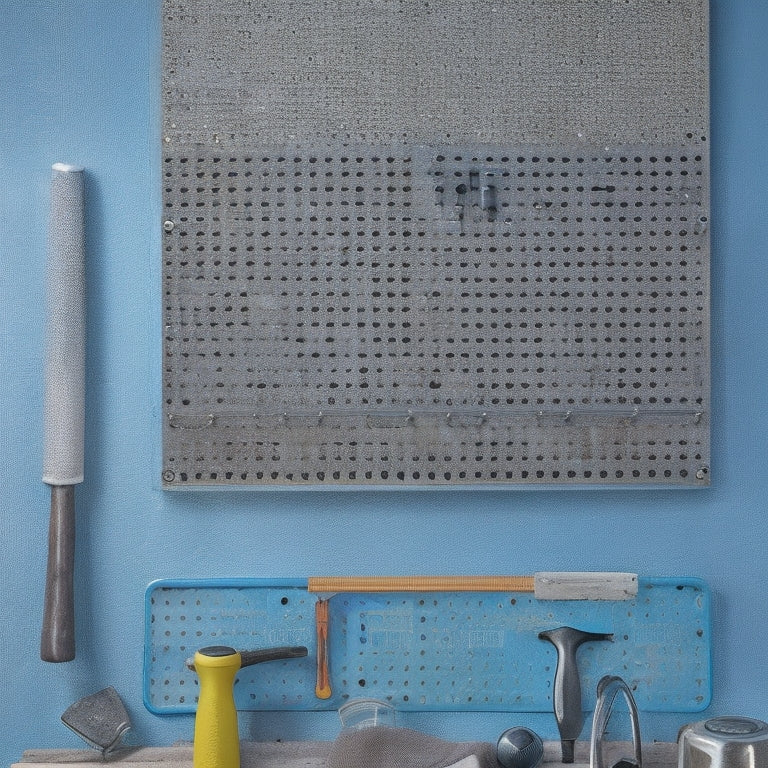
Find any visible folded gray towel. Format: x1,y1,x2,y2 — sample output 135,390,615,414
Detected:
327,726,499,768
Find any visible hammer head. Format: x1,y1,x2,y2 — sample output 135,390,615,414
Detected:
539,625,613,647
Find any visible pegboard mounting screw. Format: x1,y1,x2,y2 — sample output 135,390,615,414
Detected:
695,466,709,481
163,220,175,233
162,470,176,483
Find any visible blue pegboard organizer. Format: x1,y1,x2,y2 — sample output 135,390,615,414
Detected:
143,577,711,714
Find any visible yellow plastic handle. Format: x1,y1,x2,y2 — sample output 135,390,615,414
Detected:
193,648,242,768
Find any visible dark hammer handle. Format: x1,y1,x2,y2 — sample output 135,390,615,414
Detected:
41,484,76,662
539,626,613,763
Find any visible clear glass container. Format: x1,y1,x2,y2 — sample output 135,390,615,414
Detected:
338,698,397,731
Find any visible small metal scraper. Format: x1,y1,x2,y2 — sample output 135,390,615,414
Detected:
61,687,132,755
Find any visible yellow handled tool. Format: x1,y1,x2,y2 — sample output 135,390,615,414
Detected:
189,645,308,768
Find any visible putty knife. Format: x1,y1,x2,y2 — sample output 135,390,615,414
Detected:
62,687,132,755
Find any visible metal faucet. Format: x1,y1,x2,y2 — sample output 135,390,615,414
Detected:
589,675,642,768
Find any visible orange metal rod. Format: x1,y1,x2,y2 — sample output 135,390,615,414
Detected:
314,598,331,699
308,575,535,593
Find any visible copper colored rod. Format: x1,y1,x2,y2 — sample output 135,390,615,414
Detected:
308,575,535,593
314,598,331,699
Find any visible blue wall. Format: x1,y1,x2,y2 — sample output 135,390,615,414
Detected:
1,1,766,765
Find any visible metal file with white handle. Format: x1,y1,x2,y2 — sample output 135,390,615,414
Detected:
41,163,86,663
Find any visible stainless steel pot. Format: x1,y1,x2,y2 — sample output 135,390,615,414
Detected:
678,716,768,768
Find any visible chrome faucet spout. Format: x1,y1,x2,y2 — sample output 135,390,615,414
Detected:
589,675,642,768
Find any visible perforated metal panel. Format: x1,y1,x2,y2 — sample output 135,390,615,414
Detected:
162,1,710,487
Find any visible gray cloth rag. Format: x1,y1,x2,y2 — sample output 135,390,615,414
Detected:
327,726,500,768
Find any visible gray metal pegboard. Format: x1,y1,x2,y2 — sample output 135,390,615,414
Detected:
161,0,710,487
143,577,711,714
161,145,710,486
161,0,709,147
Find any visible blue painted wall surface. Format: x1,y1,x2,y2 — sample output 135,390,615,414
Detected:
1,1,766,764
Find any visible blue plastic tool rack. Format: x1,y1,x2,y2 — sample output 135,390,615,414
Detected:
144,577,710,714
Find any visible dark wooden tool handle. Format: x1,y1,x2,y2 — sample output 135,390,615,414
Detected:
41,484,76,662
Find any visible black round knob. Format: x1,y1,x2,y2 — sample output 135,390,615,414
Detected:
497,727,544,768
